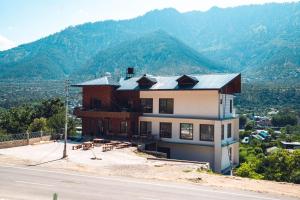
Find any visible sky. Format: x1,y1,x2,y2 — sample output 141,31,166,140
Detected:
0,0,297,50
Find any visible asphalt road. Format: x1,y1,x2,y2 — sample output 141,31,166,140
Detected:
0,165,298,200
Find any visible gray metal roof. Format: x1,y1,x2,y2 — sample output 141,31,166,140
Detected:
72,73,240,91
118,73,240,90
72,76,120,87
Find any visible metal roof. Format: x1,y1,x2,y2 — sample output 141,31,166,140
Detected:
72,73,241,91
72,76,120,87
118,73,240,91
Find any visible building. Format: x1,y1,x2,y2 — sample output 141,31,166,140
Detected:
73,69,241,173
280,141,300,150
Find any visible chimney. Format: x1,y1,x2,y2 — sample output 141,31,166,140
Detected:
125,67,134,79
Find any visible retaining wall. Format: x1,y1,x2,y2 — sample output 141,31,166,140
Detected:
0,136,51,149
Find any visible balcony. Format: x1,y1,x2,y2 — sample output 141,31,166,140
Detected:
73,107,140,119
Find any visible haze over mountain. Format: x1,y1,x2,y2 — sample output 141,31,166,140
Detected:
79,31,223,76
0,2,299,83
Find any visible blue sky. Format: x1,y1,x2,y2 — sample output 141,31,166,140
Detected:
0,0,297,50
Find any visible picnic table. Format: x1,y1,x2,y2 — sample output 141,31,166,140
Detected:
82,141,94,150
102,143,113,152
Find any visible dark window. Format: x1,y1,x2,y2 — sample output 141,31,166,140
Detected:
141,98,153,113
140,121,152,136
159,99,174,114
221,124,224,140
227,123,232,138
90,98,101,110
200,124,214,141
180,123,193,140
230,100,233,113
159,122,172,138
120,121,128,133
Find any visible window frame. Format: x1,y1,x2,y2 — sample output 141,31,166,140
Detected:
140,121,152,136
120,121,128,134
199,124,214,142
140,98,153,113
227,123,232,138
159,98,174,114
221,124,224,140
159,122,172,138
180,123,193,140
230,99,233,113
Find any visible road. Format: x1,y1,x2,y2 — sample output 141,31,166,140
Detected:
0,165,298,200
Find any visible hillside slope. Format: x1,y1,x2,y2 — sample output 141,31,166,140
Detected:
79,31,223,76
0,2,299,82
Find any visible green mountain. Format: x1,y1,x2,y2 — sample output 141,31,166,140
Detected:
79,31,223,76
0,2,299,83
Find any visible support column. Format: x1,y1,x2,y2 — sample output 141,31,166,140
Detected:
214,121,222,173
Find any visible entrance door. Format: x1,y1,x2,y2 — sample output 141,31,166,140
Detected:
97,119,104,137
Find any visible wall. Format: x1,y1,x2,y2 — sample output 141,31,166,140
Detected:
158,141,215,168
83,86,115,110
139,116,216,146
0,136,51,149
219,94,234,118
140,90,219,118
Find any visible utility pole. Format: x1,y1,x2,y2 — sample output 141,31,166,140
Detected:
63,79,69,159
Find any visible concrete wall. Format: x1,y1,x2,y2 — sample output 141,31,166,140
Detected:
158,141,215,168
0,136,51,149
140,90,219,118
219,94,234,118
139,116,215,146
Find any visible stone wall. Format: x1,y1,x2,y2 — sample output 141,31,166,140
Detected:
0,135,51,149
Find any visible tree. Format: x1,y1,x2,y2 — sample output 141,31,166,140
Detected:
272,111,298,127
47,112,76,136
28,118,47,132
245,121,255,131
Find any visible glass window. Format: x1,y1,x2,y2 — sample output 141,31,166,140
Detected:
159,99,174,114
227,123,232,138
90,98,101,110
160,122,172,138
140,121,152,136
200,124,214,141
120,121,128,133
180,123,193,140
141,98,153,113
230,100,233,113
221,124,224,140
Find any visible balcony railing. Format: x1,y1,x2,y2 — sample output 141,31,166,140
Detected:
73,106,141,118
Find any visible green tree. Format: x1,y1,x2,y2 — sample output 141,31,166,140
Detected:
28,118,47,132
47,112,76,136
245,121,255,131
272,111,298,127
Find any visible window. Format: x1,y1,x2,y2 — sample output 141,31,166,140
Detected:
221,124,224,140
120,121,128,133
90,98,101,110
180,123,193,140
160,122,172,138
227,123,232,138
159,99,174,114
200,124,214,141
140,121,152,136
141,98,153,113
230,100,233,113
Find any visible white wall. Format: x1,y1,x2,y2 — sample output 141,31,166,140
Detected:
140,90,219,118
219,94,234,118
139,116,215,146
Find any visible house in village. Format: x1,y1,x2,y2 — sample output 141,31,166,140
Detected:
73,68,241,173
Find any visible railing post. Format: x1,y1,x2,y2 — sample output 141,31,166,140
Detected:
26,131,29,145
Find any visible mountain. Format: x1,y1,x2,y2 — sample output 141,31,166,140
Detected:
0,2,299,83
79,31,223,76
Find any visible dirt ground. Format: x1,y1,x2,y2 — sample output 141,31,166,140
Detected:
0,141,299,198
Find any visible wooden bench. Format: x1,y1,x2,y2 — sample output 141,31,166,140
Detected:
72,144,82,150
102,144,113,152
116,142,131,149
82,142,94,150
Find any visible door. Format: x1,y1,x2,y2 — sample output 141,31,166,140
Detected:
97,119,104,137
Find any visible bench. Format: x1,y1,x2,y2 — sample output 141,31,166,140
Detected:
72,144,82,150
102,144,113,152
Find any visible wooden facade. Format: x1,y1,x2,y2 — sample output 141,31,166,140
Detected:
75,85,141,138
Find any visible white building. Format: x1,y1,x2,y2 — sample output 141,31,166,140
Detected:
118,73,241,173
